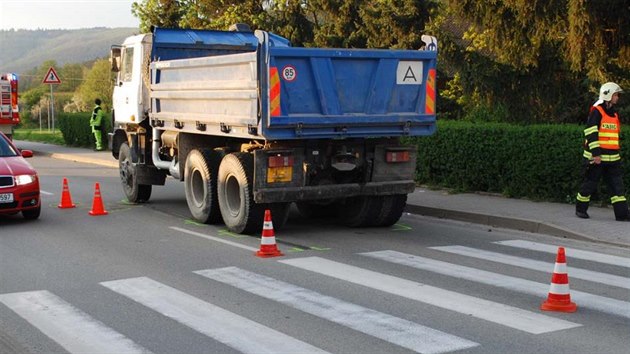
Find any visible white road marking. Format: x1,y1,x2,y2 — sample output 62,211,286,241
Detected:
196,266,478,354
39,190,53,196
170,226,258,252
0,290,149,354
362,250,630,319
279,257,580,334
100,277,326,354
494,240,630,268
431,245,630,290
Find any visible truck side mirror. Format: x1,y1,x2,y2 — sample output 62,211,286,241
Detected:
110,46,122,72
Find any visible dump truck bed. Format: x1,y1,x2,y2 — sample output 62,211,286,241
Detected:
149,28,437,140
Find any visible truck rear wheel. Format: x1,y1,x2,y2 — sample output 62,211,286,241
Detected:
217,153,264,234
119,142,152,203
296,201,337,218
337,196,383,227
185,149,223,224
373,194,407,226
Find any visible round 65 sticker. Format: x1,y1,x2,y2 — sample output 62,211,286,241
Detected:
281,65,297,82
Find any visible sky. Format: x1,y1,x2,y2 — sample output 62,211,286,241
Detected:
0,0,139,30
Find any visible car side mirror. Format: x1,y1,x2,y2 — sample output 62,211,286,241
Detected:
21,150,34,158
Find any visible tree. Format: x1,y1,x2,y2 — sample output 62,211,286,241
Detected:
266,0,314,46
131,0,269,32
59,63,85,93
434,0,630,123
132,0,184,33
76,60,115,112
359,0,435,49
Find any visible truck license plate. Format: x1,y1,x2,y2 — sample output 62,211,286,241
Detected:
0,193,14,203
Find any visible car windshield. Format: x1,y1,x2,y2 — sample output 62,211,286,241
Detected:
0,135,19,157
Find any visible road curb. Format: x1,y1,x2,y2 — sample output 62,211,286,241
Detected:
405,204,627,248
43,152,118,169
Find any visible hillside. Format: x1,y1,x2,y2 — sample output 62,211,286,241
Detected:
0,27,139,75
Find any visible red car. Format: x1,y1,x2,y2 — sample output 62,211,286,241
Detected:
0,131,40,219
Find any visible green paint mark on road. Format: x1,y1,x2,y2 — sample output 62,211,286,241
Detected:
218,229,248,238
309,246,331,251
391,223,412,231
184,219,205,227
287,247,306,253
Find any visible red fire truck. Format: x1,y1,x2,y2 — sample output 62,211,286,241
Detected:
0,73,20,140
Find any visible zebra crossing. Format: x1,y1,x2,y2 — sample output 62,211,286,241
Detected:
1,238,628,354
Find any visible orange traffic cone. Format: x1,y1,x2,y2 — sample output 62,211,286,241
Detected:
255,209,283,258
58,177,76,208
88,182,108,216
541,247,577,312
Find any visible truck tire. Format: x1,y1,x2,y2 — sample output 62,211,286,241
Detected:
217,153,265,234
337,196,382,227
268,202,291,230
296,201,336,218
119,142,152,203
184,149,223,224
373,194,407,226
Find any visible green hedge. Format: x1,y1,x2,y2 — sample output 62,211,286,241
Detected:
407,121,630,203
57,112,111,148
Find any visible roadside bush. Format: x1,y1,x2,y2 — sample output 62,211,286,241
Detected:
408,121,630,203
57,112,111,148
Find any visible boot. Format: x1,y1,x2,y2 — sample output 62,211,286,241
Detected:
613,201,630,221
575,210,590,219
576,201,590,219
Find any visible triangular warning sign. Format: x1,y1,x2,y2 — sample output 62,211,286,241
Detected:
43,67,61,84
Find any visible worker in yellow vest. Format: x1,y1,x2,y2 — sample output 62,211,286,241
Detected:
576,82,629,221
90,98,105,151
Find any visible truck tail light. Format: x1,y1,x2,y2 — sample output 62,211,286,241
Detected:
386,150,410,163
267,154,293,183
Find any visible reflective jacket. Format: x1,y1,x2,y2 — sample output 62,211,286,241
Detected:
90,105,104,131
582,104,621,163
594,106,620,150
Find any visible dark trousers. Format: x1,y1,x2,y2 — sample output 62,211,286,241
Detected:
576,162,628,219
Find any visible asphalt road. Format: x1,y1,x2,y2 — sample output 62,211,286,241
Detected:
1,156,629,354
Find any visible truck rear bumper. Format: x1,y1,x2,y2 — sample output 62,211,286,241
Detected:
253,180,416,203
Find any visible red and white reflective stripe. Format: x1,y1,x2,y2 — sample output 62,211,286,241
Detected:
548,283,571,295
553,262,567,274
260,236,277,245
262,221,273,232
425,68,436,114
269,67,281,116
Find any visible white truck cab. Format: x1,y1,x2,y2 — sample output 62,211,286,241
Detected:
111,34,152,126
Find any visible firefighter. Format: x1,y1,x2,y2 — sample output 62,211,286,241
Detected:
576,82,629,221
90,98,104,151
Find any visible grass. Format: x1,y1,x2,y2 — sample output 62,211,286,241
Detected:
13,128,65,145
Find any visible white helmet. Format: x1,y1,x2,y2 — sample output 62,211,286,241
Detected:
599,82,623,101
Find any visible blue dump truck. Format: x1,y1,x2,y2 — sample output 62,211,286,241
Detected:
110,25,437,234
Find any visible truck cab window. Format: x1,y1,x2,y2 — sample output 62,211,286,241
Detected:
121,47,134,82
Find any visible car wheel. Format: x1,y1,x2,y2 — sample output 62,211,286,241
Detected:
22,206,41,220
